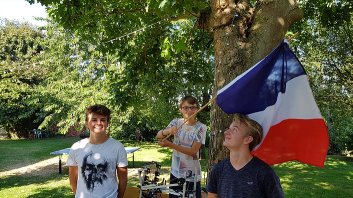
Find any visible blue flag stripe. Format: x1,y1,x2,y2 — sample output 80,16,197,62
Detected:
216,41,306,114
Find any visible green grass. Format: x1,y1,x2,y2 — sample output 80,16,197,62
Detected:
0,137,79,198
0,137,353,197
0,137,79,172
274,156,353,197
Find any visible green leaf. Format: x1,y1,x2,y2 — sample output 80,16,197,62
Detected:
159,0,168,9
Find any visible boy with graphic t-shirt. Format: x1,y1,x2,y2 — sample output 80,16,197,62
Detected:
156,96,207,198
206,114,284,198
66,105,128,198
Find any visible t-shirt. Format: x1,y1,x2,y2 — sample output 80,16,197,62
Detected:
66,137,128,198
168,118,207,181
206,157,284,198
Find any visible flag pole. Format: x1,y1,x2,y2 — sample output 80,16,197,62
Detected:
159,97,217,141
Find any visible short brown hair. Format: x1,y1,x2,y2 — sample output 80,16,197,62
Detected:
85,104,111,122
179,96,199,108
233,114,263,151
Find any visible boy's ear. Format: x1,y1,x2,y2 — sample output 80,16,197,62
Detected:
244,135,253,144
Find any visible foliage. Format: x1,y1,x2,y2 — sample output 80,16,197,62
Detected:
289,0,353,153
38,6,215,136
0,16,214,139
0,19,114,136
104,19,213,140
34,22,114,134
0,19,45,137
300,0,353,28
34,0,209,52
26,0,213,139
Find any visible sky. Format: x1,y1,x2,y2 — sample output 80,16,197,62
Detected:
0,0,48,26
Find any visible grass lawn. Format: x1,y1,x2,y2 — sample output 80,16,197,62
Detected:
0,137,353,197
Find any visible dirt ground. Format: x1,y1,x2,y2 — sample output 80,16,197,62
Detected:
0,157,141,178
0,157,60,177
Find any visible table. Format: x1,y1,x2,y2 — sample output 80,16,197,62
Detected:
125,147,140,168
50,147,140,174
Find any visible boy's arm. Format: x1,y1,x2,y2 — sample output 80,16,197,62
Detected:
117,166,128,198
155,126,178,139
69,166,78,194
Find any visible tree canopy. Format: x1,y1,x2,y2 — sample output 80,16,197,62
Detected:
0,20,45,136
0,0,350,154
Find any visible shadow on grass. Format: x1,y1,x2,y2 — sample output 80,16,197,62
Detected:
157,148,173,167
0,161,69,191
0,172,71,197
26,186,72,198
274,155,353,198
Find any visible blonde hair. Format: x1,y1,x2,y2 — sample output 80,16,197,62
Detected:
233,114,263,151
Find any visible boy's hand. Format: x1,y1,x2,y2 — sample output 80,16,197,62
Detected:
158,139,172,147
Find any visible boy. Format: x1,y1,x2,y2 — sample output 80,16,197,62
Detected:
67,104,128,198
206,114,284,198
156,96,207,198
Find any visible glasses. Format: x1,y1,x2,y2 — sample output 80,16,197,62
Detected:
181,106,198,111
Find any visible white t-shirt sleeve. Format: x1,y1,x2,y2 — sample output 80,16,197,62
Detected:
66,145,77,166
117,144,128,167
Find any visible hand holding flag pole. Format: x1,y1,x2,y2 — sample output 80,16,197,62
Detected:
159,97,217,141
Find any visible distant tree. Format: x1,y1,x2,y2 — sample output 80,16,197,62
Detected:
0,19,45,137
33,21,213,138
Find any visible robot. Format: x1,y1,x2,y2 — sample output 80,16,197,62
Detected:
138,162,197,198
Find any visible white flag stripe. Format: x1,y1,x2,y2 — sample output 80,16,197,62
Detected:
249,75,323,139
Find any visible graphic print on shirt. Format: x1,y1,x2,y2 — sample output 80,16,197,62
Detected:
81,152,108,191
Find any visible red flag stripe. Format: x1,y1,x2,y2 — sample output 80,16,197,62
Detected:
252,119,329,167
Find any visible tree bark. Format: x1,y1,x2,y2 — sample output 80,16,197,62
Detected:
207,0,302,174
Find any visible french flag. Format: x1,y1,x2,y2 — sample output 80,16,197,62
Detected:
216,40,329,167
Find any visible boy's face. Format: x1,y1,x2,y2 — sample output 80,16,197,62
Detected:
179,101,198,119
86,113,109,135
223,120,252,149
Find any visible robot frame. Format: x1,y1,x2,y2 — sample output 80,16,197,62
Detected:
137,161,198,198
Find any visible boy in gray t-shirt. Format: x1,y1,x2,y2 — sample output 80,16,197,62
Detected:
206,114,284,198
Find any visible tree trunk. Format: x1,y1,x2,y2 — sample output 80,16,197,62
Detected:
207,0,302,174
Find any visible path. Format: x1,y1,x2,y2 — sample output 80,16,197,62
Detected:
0,157,142,178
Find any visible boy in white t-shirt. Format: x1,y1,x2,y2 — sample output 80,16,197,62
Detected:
66,104,128,198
